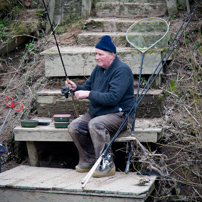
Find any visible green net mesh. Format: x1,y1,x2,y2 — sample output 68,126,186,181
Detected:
126,17,169,52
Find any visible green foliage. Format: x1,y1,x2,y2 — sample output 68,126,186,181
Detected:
0,18,8,41
54,18,83,35
177,3,184,10
165,80,180,96
9,19,39,35
170,13,176,20
137,76,147,87
25,42,34,51
0,0,16,17
35,9,45,18
184,31,192,43
195,29,202,52
55,24,65,35
169,80,176,91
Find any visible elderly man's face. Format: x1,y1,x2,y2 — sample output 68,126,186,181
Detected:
95,48,114,69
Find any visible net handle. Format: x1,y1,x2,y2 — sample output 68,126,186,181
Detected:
126,17,170,53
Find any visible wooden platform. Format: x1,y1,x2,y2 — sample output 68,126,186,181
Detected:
0,165,157,202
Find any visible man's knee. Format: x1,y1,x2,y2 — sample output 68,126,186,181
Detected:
88,118,105,131
68,121,76,135
68,119,89,135
88,119,110,143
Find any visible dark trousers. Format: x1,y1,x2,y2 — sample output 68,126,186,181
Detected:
68,111,132,166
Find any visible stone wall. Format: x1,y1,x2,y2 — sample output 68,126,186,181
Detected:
30,0,188,25
32,0,83,24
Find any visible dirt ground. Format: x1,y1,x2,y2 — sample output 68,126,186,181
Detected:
0,3,202,201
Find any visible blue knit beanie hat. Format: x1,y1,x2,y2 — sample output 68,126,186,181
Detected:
95,35,116,53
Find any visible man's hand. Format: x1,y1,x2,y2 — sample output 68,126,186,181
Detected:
74,90,90,99
65,80,77,91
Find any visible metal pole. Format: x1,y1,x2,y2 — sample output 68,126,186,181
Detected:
0,108,12,134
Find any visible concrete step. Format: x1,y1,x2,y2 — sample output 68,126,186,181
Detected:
96,0,166,2
94,2,168,18
83,17,170,33
36,89,164,118
40,46,167,78
83,17,138,32
77,32,170,47
0,165,157,202
14,117,164,143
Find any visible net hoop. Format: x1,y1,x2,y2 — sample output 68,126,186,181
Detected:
126,17,170,53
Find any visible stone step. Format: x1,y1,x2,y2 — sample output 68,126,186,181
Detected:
36,89,164,118
96,0,166,2
77,32,170,47
94,2,168,18
83,17,138,32
83,17,169,33
40,46,167,78
0,165,157,202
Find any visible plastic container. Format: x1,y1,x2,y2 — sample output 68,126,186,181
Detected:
21,120,38,127
54,122,70,128
38,120,51,126
53,114,71,122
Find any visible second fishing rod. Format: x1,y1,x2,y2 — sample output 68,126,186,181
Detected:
82,0,202,187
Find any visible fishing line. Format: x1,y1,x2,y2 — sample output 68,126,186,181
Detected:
42,0,68,79
42,0,79,117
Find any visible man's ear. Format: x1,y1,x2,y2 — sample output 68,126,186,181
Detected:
111,52,115,58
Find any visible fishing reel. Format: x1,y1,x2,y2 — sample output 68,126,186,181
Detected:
100,153,113,171
61,86,71,98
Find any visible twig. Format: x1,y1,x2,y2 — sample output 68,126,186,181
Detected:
159,87,179,98
192,187,202,200
50,23,59,36
4,52,28,93
183,105,200,125
12,35,38,39
0,71,19,76
16,0,25,8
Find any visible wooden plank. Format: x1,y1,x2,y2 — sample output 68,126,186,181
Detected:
0,166,157,202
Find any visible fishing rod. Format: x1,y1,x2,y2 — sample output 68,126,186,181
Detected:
42,0,79,118
125,0,202,173
81,0,202,188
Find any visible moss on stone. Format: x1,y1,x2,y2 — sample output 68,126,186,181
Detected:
0,0,15,17
7,9,42,36
10,19,40,35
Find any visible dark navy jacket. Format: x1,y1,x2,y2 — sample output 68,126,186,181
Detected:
76,55,135,117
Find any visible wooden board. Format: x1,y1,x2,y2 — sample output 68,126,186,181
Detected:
0,166,157,202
